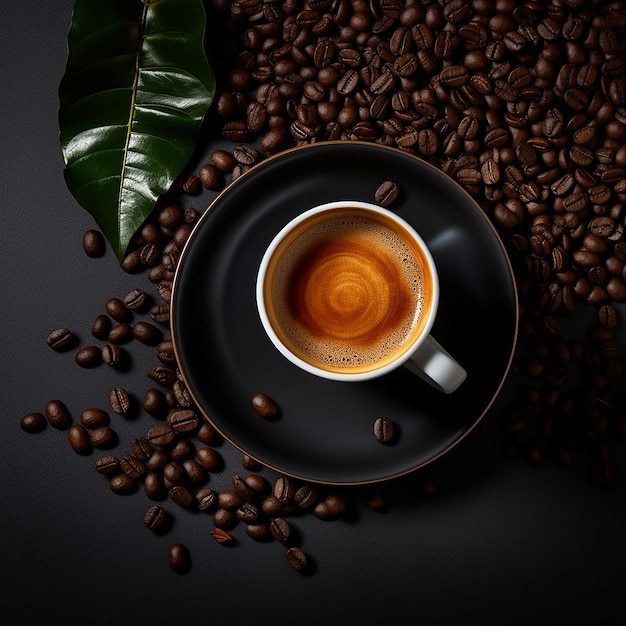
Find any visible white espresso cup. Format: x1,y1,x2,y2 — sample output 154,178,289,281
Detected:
256,201,467,393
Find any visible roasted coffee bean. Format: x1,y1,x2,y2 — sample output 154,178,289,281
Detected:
109,473,137,495
169,438,195,461
237,502,260,523
82,229,105,257
20,411,47,433
169,485,193,508
245,523,272,542
163,460,187,486
213,508,237,530
148,364,177,387
156,339,176,365
130,436,153,461
196,422,220,445
67,424,92,455
166,408,199,434
45,399,71,430
375,180,400,206
91,314,111,340
149,304,170,324
102,343,123,367
120,455,145,479
196,487,217,511
144,472,166,500
294,484,318,509
94,455,119,475
373,416,395,443
108,322,133,344
46,327,75,351
251,393,279,419
123,288,146,311
143,388,167,417
243,473,269,495
168,543,191,574
89,426,117,449
75,345,102,368
262,495,283,516
218,490,244,511
241,454,262,471
196,447,223,471
132,321,163,345
286,547,307,572
183,459,207,485
109,387,131,415
270,517,291,542
274,476,295,503
105,298,132,323
146,450,170,472
232,474,255,501
144,505,168,531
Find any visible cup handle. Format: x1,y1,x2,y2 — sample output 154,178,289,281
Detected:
403,335,467,394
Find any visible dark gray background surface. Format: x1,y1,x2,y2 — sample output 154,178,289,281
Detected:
2,2,625,625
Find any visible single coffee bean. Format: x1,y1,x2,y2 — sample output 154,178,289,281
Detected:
374,416,395,442
91,314,111,340
245,523,272,542
130,436,153,461
80,407,109,429
163,460,187,486
109,387,131,415
120,455,145,479
105,297,132,323
196,422,220,445
196,447,223,471
46,328,75,351
294,484,318,509
144,505,168,531
169,438,195,461
146,450,169,472
270,517,291,542
68,424,92,456
109,473,137,495
89,426,118,449
166,408,199,434
218,490,244,511
156,339,176,365
274,476,295,503
251,393,279,419
45,399,72,430
147,424,175,447
20,412,47,433
132,321,163,345
237,502,260,523
375,180,400,206
148,364,177,387
183,459,207,485
108,322,133,344
143,387,167,417
75,345,102,368
123,288,146,311
232,474,255,501
213,508,237,530
102,343,123,367
241,453,262,471
144,472,166,500
243,474,269,496
196,487,217,511
169,485,193,508
168,543,191,574
82,229,105,257
286,547,308,571
262,496,283,516
94,455,119,475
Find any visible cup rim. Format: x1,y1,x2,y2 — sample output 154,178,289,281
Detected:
256,200,440,382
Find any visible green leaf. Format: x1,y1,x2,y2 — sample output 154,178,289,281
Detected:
58,0,215,261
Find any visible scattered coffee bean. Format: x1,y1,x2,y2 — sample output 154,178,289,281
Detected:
251,393,279,419
102,343,123,367
109,473,137,495
169,485,193,508
147,424,175,447
130,436,153,461
105,298,132,323
46,328,75,351
82,229,105,258
108,322,133,344
213,508,237,530
269,517,291,542
123,288,146,311
68,424,92,456
245,523,272,542
196,487,217,511
374,417,395,443
94,455,119,475
80,408,109,429
196,446,223,472
120,455,145,479
109,387,131,415
143,472,165,500
89,426,118,449
132,321,162,345
75,345,102,368
20,412,47,433
168,543,191,574
45,399,71,430
144,505,168,531
286,547,307,572
143,387,167,417
375,180,400,206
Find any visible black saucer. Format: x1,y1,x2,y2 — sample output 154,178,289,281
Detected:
171,141,518,485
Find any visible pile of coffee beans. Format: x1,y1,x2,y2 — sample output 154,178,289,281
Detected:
22,0,626,574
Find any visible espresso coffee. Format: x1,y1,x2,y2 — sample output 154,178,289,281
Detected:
262,207,433,375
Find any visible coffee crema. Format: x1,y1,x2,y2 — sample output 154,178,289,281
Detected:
263,208,433,375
